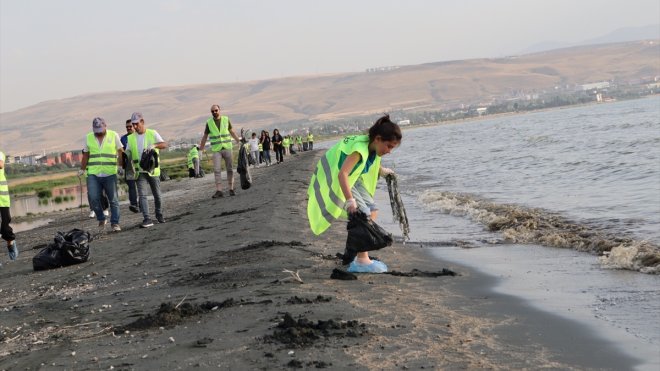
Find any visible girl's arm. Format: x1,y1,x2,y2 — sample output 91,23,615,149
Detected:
338,152,361,213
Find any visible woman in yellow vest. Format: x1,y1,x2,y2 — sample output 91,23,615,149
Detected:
0,150,19,262
307,115,401,273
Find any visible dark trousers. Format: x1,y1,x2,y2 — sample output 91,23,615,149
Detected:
0,207,15,242
126,178,138,207
274,146,284,163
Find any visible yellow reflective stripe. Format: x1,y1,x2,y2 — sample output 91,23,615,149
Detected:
0,180,7,185
89,153,116,158
319,156,343,210
0,190,8,195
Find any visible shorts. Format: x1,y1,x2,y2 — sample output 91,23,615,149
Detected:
352,179,378,217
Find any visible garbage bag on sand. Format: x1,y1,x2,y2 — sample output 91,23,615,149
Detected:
33,229,91,271
346,212,393,252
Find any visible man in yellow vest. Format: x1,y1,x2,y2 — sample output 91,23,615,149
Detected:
0,150,19,263
78,117,124,232
199,104,241,198
127,112,168,228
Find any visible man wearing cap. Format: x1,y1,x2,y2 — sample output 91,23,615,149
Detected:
199,104,241,198
78,117,124,232
126,112,168,228
0,150,19,264
120,119,139,213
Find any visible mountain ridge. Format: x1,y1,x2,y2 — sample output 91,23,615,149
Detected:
1,39,658,155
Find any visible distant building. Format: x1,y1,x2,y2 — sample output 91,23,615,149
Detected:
476,107,488,115
580,82,610,91
397,120,411,126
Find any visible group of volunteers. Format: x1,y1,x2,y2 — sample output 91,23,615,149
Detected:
1,105,402,275
79,112,167,231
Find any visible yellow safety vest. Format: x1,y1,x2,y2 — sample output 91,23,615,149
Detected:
127,129,161,177
85,131,118,176
307,134,314,142
258,143,263,151
307,135,380,235
187,147,199,169
206,116,232,151
0,151,9,207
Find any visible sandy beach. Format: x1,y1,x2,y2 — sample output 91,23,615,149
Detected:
0,150,640,370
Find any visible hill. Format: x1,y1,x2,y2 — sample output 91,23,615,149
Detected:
1,40,658,155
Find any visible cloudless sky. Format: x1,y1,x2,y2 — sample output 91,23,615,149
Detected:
1,0,658,113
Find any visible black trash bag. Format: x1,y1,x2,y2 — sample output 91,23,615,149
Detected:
139,149,159,174
237,143,252,190
33,229,91,271
345,211,393,252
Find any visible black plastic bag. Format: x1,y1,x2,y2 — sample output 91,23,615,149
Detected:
139,149,159,173
345,212,393,252
237,143,252,190
33,229,91,271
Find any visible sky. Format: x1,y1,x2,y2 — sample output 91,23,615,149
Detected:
1,0,658,113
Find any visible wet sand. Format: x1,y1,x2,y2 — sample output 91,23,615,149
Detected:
0,150,639,370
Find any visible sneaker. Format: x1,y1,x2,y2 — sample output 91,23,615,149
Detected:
89,210,96,218
229,189,236,196
103,210,109,216
129,205,140,213
7,241,18,261
140,219,154,228
347,259,388,273
212,191,224,199
156,215,165,224
98,219,107,230
111,224,121,232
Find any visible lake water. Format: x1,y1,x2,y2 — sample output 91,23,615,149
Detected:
366,97,659,370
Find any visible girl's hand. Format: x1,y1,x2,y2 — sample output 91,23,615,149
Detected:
344,198,357,214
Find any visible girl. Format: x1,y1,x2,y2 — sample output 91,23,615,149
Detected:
307,115,401,273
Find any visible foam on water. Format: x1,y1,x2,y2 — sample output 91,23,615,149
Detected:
418,189,660,274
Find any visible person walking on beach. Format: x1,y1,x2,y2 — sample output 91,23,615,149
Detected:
248,132,260,168
199,105,241,198
187,145,201,178
307,132,314,150
272,129,284,164
120,119,139,213
0,150,19,264
126,112,168,228
79,117,124,232
307,114,401,273
260,130,272,166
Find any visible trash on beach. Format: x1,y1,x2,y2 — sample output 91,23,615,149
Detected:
385,173,410,242
32,229,91,271
282,269,304,284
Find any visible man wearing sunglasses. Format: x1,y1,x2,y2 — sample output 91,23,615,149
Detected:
199,105,241,198
120,119,139,213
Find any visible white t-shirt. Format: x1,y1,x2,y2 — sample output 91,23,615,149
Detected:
248,138,259,152
82,132,123,177
135,131,164,154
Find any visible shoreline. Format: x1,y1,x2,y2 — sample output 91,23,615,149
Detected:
0,150,640,369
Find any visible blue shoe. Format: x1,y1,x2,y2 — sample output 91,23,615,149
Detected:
8,241,18,261
347,259,388,273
